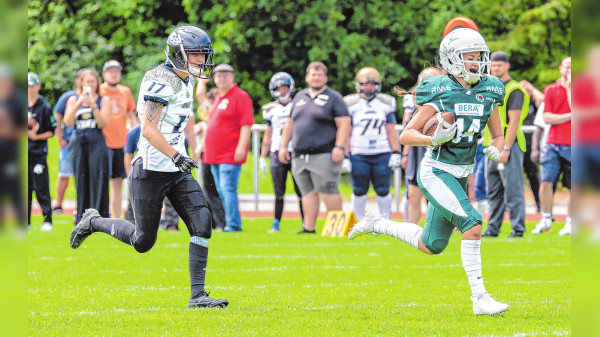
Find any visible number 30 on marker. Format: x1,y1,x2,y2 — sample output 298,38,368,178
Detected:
321,211,357,237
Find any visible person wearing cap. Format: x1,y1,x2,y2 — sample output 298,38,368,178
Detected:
27,72,57,231
481,51,530,238
100,60,138,219
203,64,253,232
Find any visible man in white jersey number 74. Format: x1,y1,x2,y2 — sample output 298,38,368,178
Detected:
69,25,228,308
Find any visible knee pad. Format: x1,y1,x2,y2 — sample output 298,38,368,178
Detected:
457,207,483,233
374,186,390,197
132,232,157,253
425,238,449,255
352,182,369,196
188,206,213,239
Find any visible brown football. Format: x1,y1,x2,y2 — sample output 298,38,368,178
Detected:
421,111,455,136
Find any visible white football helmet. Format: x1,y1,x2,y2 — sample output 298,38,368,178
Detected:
439,28,490,84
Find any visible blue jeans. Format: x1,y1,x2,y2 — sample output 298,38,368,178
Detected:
210,164,242,229
473,144,487,201
540,144,571,189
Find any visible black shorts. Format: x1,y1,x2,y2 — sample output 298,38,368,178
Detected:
107,148,127,179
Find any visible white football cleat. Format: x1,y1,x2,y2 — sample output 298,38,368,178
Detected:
40,222,53,231
531,218,552,234
471,293,509,316
348,208,383,240
558,222,571,236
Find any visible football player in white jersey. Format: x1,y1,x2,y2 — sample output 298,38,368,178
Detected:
343,67,401,220
69,26,228,308
259,72,305,232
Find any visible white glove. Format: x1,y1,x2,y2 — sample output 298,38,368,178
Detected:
341,158,352,173
388,153,402,169
33,164,44,174
483,146,501,161
430,113,457,146
259,157,269,173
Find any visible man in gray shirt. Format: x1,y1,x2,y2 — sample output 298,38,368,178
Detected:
279,62,351,233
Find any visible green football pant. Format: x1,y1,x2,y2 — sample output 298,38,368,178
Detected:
417,165,482,254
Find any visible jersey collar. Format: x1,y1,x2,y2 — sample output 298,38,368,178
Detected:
162,64,190,85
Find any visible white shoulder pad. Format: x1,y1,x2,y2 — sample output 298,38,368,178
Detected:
262,101,277,120
343,93,361,107
140,77,175,104
376,93,396,107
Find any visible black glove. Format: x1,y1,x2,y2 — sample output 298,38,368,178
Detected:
171,152,198,172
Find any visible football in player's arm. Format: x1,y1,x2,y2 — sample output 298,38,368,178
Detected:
349,27,510,316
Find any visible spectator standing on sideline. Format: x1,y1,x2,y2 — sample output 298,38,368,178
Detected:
0,65,27,229
520,80,544,211
52,69,83,214
100,60,138,218
195,79,226,231
260,72,305,232
397,67,442,223
279,62,351,233
344,67,400,220
481,51,529,238
64,68,111,222
27,72,56,231
203,64,253,232
532,57,572,235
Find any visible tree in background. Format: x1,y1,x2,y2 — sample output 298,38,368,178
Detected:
29,0,570,120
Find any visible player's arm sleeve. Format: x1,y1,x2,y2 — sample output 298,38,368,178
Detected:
332,93,350,117
240,93,254,126
140,78,174,106
415,79,441,112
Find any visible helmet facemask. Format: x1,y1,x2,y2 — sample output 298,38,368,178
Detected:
354,67,382,99
269,73,295,102
439,28,491,85
165,32,215,79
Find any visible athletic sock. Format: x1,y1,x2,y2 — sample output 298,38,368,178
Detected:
377,193,392,219
566,217,571,226
352,194,368,221
274,196,284,221
461,239,487,296
189,236,209,299
542,212,552,221
90,217,135,246
373,218,423,250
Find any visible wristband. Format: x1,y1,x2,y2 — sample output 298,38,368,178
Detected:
502,146,511,152
334,145,345,151
392,151,401,154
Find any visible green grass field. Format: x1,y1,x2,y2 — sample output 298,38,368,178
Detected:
29,216,570,336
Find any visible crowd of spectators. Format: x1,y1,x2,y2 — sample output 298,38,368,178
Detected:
27,53,572,237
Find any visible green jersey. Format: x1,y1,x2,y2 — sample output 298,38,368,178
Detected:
415,74,504,176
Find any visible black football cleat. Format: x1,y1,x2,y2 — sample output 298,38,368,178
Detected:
70,209,99,249
189,291,228,308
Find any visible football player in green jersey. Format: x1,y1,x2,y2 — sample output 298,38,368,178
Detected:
349,27,509,316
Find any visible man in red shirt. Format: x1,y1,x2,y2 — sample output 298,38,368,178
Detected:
532,57,571,235
203,64,253,231
100,60,138,219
